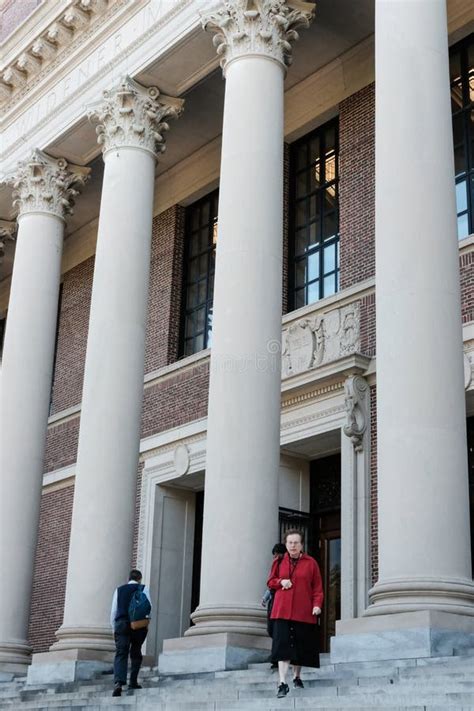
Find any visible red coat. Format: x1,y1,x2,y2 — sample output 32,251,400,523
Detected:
267,552,324,625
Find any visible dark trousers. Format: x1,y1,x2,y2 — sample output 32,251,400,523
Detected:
113,619,148,685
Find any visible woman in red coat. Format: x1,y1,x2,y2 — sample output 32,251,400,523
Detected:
267,529,324,699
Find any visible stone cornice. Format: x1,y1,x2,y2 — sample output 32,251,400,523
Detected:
10,149,90,220
88,75,184,156
0,0,117,109
202,0,315,72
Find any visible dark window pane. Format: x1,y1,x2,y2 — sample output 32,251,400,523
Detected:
312,160,322,190
195,307,206,333
323,213,338,241
309,222,320,247
326,125,336,152
296,201,306,227
310,136,320,163
194,333,204,353
296,171,308,197
324,186,337,213
469,44,474,104
450,52,462,83
200,200,210,227
295,288,306,309
297,144,307,171
295,260,307,287
187,283,199,309
185,313,195,338
295,228,307,256
189,233,200,257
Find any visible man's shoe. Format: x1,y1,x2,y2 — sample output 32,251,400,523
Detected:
277,682,289,698
293,676,304,689
112,683,122,697
129,683,142,689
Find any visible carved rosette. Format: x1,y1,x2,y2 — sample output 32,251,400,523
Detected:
10,150,90,221
0,220,16,264
343,375,369,452
88,76,184,157
202,0,316,71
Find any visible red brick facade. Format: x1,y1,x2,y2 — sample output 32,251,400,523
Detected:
339,83,376,290
460,249,474,325
51,257,94,415
28,485,74,652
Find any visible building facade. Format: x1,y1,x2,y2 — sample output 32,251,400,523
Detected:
0,0,474,680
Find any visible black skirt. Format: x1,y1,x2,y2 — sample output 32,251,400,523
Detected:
271,619,320,668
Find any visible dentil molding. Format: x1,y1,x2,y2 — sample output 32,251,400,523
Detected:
202,0,315,71
10,149,90,220
88,75,184,156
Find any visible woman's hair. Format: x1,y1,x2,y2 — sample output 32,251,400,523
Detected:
284,529,304,544
272,542,287,555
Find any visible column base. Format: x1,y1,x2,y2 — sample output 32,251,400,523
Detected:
330,610,474,663
186,603,268,637
0,640,32,674
50,625,116,653
26,648,114,685
159,632,271,674
367,577,474,617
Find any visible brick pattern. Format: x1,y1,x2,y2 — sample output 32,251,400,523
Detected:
44,418,80,474
369,385,378,585
339,83,375,290
141,361,210,439
460,250,474,324
0,0,40,41
359,293,376,357
51,257,94,415
145,207,186,373
28,485,74,653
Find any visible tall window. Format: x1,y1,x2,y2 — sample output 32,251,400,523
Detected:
451,35,474,239
181,191,218,356
289,119,339,310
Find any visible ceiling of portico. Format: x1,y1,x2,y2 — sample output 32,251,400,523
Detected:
0,0,374,281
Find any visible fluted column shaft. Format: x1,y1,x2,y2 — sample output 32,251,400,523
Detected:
369,0,474,615
0,152,88,669
189,0,315,637
53,78,183,652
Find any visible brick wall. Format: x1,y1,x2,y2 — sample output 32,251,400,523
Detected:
0,0,40,41
145,207,185,373
460,249,474,324
141,361,209,439
50,257,94,415
44,418,80,474
28,485,74,653
339,83,375,290
360,292,376,357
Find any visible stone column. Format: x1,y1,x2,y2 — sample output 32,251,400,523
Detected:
331,0,474,664
370,0,474,617
187,0,315,640
51,77,183,654
0,152,88,671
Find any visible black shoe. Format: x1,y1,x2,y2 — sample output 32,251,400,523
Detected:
277,682,289,698
129,683,142,689
112,683,122,697
270,662,278,670
293,676,304,688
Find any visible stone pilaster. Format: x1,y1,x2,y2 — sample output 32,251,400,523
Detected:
0,152,88,672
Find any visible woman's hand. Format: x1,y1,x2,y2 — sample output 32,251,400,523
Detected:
280,579,292,590
312,606,321,616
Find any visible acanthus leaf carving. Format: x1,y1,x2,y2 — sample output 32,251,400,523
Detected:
9,149,90,220
343,375,368,452
88,75,184,156
202,0,316,71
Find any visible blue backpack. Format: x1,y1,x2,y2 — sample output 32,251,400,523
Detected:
128,584,151,630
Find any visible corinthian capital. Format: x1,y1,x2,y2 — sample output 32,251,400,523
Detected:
202,0,315,71
10,150,90,221
88,76,184,157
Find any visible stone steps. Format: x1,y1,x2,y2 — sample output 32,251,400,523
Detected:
3,653,474,709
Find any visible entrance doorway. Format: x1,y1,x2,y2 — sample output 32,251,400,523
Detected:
190,490,204,623
310,454,341,652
